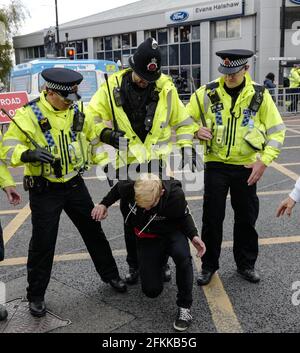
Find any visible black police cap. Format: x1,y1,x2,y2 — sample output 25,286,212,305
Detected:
41,68,83,101
128,38,161,82
216,49,254,75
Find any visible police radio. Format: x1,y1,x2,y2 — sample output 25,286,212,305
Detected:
72,102,85,132
52,158,63,178
113,77,124,107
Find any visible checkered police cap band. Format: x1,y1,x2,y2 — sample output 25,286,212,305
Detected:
220,58,248,69
46,81,74,92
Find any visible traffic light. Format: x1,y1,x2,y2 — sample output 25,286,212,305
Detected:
65,47,76,60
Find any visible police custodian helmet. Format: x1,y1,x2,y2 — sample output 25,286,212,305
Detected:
216,49,254,75
128,37,162,82
41,67,83,101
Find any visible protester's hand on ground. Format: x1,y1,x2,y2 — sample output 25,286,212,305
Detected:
192,236,206,258
91,204,108,221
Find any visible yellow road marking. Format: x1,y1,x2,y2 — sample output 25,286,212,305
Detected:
190,244,243,333
281,163,300,166
222,235,300,248
2,234,300,268
3,203,31,245
0,249,127,267
285,135,300,138
271,162,299,181
282,146,300,150
286,127,300,134
0,210,20,215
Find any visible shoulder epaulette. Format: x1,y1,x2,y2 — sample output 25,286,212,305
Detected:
24,97,40,108
206,81,219,91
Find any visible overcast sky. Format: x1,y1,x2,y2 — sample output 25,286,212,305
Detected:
0,0,140,35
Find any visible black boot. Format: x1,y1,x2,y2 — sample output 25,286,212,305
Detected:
237,268,260,283
108,277,127,293
0,304,8,321
197,270,215,286
125,267,139,285
29,300,46,317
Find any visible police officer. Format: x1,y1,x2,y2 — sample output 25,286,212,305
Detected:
2,68,126,317
0,131,21,320
87,38,199,284
91,173,206,332
288,64,300,112
187,49,285,285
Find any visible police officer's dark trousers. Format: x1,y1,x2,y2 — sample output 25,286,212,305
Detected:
137,230,193,309
27,176,119,301
201,164,259,272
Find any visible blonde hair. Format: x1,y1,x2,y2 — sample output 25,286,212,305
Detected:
134,173,163,209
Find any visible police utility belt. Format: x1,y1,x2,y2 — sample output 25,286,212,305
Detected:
206,82,266,152
23,174,83,192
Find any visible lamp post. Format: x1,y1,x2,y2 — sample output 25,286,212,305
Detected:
279,0,286,86
55,0,60,57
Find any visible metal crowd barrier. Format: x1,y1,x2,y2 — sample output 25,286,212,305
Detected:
271,88,300,116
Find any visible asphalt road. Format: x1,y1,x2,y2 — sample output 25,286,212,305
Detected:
0,115,300,334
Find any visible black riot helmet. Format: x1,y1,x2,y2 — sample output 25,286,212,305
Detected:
128,37,162,82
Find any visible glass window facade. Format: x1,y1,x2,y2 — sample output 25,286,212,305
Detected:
95,32,137,66
215,18,241,39
144,25,201,97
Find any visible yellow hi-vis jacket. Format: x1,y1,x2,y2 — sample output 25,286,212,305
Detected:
289,68,300,88
2,92,107,183
87,69,198,167
186,72,285,166
0,131,15,189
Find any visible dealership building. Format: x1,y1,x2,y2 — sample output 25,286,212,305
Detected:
13,0,300,90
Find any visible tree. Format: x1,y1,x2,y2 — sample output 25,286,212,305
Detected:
0,0,28,88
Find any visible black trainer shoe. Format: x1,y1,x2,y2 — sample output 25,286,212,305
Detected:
0,304,8,321
163,264,171,282
109,277,127,293
29,300,46,317
125,267,139,285
197,270,215,286
173,307,193,332
237,268,260,283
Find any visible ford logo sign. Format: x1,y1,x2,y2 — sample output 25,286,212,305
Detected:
170,11,189,22
290,0,300,4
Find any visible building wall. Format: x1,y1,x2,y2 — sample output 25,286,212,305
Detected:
12,0,300,88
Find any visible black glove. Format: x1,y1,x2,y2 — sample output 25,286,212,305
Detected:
21,148,55,164
100,128,128,150
180,147,203,172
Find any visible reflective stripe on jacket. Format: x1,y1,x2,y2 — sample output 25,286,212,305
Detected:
0,132,15,188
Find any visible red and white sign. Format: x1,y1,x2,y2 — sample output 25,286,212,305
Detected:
0,91,29,123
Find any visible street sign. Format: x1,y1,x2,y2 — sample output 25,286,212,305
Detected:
0,91,29,123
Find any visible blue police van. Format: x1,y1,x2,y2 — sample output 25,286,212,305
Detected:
10,59,119,103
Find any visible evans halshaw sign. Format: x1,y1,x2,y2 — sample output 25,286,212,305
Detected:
290,0,300,5
166,0,244,24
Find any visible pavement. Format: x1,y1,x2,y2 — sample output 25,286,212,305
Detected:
0,115,300,335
